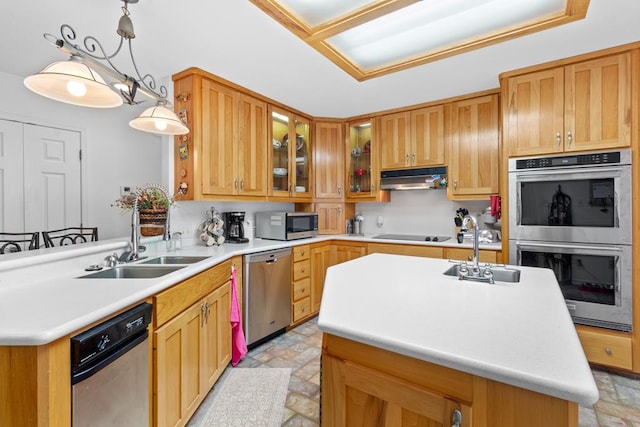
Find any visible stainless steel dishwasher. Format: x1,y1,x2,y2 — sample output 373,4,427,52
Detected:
244,248,292,347
70,302,152,427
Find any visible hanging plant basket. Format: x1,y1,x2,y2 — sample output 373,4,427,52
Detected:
139,209,167,236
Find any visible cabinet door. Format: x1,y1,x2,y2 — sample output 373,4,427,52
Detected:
316,203,345,235
448,94,500,199
314,122,344,199
292,115,312,198
201,79,237,195
334,244,365,265
237,94,268,196
323,355,470,427
504,68,565,157
564,52,632,152
379,112,411,170
201,282,231,392
311,244,332,313
410,105,445,167
155,302,204,427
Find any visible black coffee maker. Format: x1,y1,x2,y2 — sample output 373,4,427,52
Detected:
223,212,249,243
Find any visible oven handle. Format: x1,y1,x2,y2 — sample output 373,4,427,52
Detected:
514,241,624,252
511,165,626,177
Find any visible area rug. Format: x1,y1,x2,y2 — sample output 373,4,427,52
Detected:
200,368,291,427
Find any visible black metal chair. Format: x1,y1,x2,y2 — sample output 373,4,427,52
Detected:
0,232,40,254
42,227,98,248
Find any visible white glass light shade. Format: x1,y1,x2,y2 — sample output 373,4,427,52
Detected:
129,104,189,135
24,58,123,108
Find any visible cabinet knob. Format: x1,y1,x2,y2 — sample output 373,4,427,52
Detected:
234,178,238,190
405,153,410,165
567,131,573,147
240,178,244,191
451,409,462,427
453,179,458,190
337,185,341,195
411,153,416,164
605,347,613,355
556,132,561,147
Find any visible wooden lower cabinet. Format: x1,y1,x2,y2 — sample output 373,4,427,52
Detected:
334,242,366,265
444,247,498,264
292,245,312,323
311,243,333,314
576,325,633,370
368,242,444,258
323,334,579,427
153,263,232,427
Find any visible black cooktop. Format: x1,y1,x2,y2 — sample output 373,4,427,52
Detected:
372,234,451,242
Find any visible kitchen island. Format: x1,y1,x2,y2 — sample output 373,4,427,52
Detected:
318,253,599,427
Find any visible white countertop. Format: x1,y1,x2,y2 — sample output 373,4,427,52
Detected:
317,253,599,405
0,233,499,346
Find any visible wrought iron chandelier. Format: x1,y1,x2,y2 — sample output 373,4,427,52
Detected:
24,0,189,135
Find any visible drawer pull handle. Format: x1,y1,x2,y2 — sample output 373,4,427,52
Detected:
605,348,612,355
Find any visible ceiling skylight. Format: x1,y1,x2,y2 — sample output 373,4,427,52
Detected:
250,0,590,81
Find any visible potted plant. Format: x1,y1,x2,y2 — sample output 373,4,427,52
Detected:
112,187,176,236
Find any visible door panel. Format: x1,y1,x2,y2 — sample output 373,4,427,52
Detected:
0,119,24,232
23,124,81,231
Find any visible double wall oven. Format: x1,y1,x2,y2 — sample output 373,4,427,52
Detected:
508,150,632,332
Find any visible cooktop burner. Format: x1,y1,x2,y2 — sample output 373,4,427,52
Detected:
372,234,451,242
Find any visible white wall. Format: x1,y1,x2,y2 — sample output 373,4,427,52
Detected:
0,71,166,239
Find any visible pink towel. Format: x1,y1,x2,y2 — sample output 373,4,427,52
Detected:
490,195,502,220
230,265,247,366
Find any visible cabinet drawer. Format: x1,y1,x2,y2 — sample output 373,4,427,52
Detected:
293,259,311,281
293,297,311,322
293,245,311,262
444,248,497,264
154,260,231,328
368,243,443,258
577,328,632,370
293,278,311,301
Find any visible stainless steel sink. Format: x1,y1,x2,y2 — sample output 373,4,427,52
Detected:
140,256,210,265
79,265,186,279
443,264,521,283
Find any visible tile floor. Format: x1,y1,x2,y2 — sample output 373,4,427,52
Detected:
191,317,640,427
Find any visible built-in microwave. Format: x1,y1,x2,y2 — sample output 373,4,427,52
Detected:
255,212,318,241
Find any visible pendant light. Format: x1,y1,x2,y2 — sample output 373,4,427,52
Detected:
24,0,189,136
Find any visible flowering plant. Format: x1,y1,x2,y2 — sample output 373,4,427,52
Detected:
111,187,176,212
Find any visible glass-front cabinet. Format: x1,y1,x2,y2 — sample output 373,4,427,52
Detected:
270,107,311,199
346,119,388,202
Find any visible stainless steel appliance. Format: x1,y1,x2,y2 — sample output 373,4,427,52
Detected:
508,149,632,331
508,150,631,244
71,302,152,426
223,211,249,243
244,248,292,346
373,233,451,242
380,166,447,190
255,211,318,241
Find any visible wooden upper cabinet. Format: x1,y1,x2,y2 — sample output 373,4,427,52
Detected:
172,70,268,200
504,51,633,157
314,122,344,199
447,94,500,199
564,52,633,152
504,68,565,156
379,112,411,169
201,79,237,196
410,105,445,166
237,94,268,197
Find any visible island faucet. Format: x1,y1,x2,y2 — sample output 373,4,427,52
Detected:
120,184,172,262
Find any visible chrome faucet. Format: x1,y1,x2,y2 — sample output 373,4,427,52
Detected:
120,184,172,262
462,214,481,276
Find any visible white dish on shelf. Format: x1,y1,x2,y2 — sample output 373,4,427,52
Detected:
295,186,305,192
273,167,288,176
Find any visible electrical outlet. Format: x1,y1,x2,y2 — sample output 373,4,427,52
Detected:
120,185,132,196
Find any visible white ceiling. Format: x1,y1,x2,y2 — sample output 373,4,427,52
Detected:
2,0,640,118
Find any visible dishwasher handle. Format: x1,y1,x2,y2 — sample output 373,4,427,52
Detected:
265,258,279,263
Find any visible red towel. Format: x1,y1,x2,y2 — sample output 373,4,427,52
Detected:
490,195,501,220
230,265,247,366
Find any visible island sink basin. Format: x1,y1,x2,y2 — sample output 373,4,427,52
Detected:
443,264,521,283
140,256,210,265
79,265,186,279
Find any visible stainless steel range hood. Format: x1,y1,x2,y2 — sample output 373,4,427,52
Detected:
380,167,447,190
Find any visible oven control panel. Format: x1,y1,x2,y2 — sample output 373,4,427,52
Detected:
515,151,622,170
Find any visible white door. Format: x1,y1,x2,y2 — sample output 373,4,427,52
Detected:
23,124,82,232
0,119,25,232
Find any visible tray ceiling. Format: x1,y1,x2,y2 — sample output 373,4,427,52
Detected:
250,0,590,81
